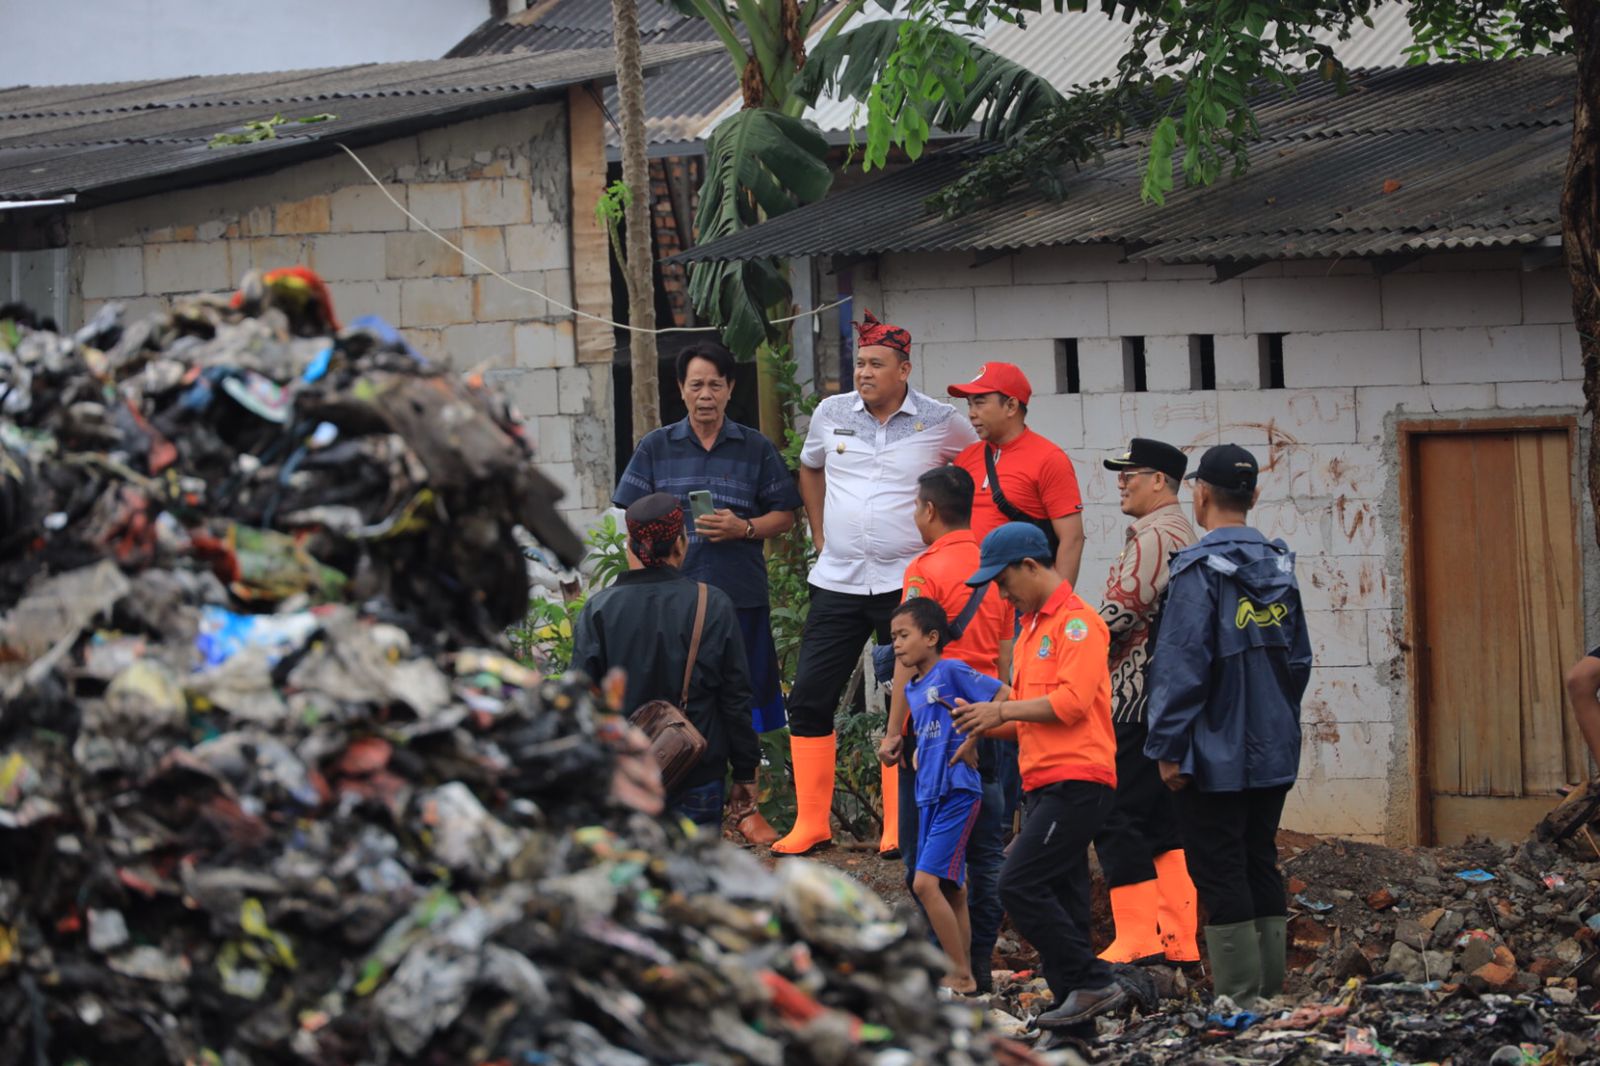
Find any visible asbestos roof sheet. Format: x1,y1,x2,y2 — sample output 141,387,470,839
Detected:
449,0,1421,149
0,44,721,206
981,2,1417,94
447,0,742,148
670,55,1572,267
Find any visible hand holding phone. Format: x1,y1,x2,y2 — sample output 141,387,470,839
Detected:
688,490,715,521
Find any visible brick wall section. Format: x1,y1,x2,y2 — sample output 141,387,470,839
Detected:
67,103,612,531
866,246,1590,843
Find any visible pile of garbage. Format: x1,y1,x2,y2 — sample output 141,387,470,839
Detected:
0,282,1036,1066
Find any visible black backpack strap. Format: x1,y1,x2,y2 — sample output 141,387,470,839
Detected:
948,581,990,640
984,445,1061,555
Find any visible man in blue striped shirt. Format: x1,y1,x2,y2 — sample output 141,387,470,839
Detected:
615,343,802,839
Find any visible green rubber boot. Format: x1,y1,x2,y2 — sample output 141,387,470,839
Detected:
1204,920,1262,1007
1255,915,1287,997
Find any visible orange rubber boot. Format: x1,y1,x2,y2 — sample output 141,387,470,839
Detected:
1097,880,1165,964
771,733,836,855
879,760,900,855
1154,848,1202,963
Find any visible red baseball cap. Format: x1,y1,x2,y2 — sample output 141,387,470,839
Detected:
947,362,1033,406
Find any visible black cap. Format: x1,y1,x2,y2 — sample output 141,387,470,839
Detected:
1103,438,1187,482
1185,443,1259,492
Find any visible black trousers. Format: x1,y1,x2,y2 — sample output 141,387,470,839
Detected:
1174,784,1291,926
1093,717,1183,888
786,584,901,737
998,781,1116,1003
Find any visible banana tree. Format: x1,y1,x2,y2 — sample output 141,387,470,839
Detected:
670,0,1064,406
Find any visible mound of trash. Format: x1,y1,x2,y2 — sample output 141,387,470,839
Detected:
0,283,1034,1066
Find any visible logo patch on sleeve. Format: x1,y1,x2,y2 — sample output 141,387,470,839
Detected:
1064,618,1090,643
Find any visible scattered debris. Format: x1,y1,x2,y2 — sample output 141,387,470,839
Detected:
991,832,1600,1062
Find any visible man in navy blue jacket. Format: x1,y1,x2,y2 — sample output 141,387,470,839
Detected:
1145,444,1312,1007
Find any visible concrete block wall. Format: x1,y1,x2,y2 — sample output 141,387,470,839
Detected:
872,246,1589,843
66,105,610,530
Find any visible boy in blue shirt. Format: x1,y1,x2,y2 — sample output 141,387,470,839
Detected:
890,597,1005,995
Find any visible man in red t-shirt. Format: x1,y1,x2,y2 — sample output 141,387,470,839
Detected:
949,363,1085,587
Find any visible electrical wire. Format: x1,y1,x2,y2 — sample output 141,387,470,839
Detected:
336,142,847,336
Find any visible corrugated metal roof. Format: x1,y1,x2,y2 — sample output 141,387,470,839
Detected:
447,0,742,147
0,44,722,206
448,0,707,56
982,2,1416,92
670,55,1572,266
449,0,1421,150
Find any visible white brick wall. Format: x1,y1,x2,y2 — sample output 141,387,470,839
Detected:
1244,276,1383,333
871,243,1589,843
1419,324,1564,384
80,247,143,298
1283,330,1422,388
1108,279,1246,335
883,287,977,343
67,102,607,530
919,338,1054,396
1143,335,1191,392
1077,337,1127,394
1381,271,1523,329
974,283,1108,341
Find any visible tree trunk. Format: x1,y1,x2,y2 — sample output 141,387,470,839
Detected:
612,0,660,443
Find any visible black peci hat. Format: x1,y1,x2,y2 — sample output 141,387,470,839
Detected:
1104,438,1187,482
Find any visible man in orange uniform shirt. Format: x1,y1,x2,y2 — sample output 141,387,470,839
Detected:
948,362,1086,585
954,522,1140,1028
877,465,1012,990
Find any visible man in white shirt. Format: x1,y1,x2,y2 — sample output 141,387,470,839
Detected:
773,311,977,854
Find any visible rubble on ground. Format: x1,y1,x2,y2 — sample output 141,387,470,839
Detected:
972,827,1600,1063
0,287,1045,1066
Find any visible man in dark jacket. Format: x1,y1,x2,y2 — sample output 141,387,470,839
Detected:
573,493,763,827
1145,444,1312,1007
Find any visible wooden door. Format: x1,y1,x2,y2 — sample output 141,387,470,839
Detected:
1411,428,1586,844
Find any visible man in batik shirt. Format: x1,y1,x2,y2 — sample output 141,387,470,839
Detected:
1093,438,1201,965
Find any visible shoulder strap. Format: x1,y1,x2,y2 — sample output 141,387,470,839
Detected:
681,582,708,707
948,581,990,640
984,445,1061,553
984,445,1032,525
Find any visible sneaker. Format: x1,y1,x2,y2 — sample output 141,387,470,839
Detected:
1033,982,1127,1029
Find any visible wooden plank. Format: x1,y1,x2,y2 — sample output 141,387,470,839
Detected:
1399,430,1433,843
566,83,615,367
1418,433,1522,800
1513,431,1578,794
1417,434,1474,796
1432,793,1562,846
1471,434,1525,797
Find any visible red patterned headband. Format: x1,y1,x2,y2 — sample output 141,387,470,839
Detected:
854,309,911,355
627,506,684,568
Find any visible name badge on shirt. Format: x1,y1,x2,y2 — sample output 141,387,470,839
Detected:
832,428,857,436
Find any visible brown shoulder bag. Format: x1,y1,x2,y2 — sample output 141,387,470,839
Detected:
628,581,710,792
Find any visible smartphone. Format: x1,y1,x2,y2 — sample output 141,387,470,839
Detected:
688,490,715,522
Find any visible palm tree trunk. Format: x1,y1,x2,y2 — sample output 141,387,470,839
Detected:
1564,1,1600,548
612,0,660,442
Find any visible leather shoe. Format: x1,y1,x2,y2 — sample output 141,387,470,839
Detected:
1034,982,1127,1029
